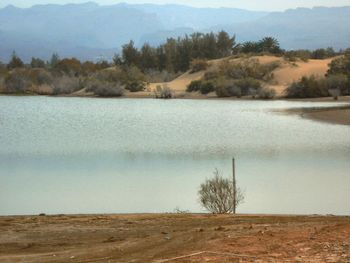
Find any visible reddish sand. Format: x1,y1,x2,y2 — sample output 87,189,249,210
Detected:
1,214,349,262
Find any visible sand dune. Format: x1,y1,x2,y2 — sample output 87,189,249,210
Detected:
148,55,334,97
149,70,205,92
271,58,333,95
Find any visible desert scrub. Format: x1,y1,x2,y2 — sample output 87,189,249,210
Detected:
86,79,125,97
218,58,280,80
258,87,277,99
325,74,349,95
52,76,81,95
214,77,262,98
4,69,31,93
190,59,209,73
285,75,328,98
145,69,181,82
187,80,202,92
187,80,215,94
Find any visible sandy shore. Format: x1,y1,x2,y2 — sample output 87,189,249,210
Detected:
303,108,350,126
0,214,349,262
284,100,350,126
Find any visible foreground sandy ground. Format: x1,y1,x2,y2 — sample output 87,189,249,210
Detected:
1,214,349,262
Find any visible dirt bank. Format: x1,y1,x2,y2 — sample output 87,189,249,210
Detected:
303,108,350,126
0,214,349,262
284,101,350,126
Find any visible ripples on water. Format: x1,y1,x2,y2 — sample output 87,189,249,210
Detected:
0,96,349,215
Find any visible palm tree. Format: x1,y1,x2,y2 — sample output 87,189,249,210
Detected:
259,37,281,54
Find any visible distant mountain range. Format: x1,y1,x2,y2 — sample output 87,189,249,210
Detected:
0,2,349,62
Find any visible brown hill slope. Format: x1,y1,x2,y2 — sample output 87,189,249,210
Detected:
149,56,334,97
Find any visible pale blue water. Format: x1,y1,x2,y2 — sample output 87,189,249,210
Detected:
0,96,349,215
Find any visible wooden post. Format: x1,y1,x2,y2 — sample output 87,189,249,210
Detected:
232,158,236,214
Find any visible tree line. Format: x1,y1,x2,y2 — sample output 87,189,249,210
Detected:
1,30,349,98
2,30,346,76
114,31,236,73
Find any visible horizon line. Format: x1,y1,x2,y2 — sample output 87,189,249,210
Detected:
1,1,350,12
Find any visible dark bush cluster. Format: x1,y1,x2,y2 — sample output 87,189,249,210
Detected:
214,78,265,98
285,76,328,98
284,48,337,62
286,52,350,98
190,59,209,73
186,80,215,94
218,58,279,81
240,37,282,54
118,30,236,73
187,58,278,98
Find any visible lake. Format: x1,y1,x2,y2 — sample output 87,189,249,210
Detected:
0,96,349,215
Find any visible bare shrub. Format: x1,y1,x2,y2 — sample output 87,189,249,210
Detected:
29,69,53,86
198,169,245,214
32,84,54,95
328,89,341,100
52,76,80,95
4,69,30,93
94,68,123,83
154,84,173,99
86,79,124,97
0,76,5,92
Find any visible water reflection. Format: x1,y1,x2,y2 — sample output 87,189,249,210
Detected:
0,97,349,215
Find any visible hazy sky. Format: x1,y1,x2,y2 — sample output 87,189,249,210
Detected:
1,0,350,11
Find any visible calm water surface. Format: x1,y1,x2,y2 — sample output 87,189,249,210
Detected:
0,96,349,215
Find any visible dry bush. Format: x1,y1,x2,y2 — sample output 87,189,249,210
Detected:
218,58,280,81
145,69,180,82
258,87,277,99
31,84,54,95
86,79,125,97
4,69,31,93
328,89,341,100
28,68,53,86
284,50,311,62
198,169,244,214
0,76,5,92
154,84,173,99
190,59,209,73
186,80,215,94
214,77,262,98
94,68,123,83
53,76,81,95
